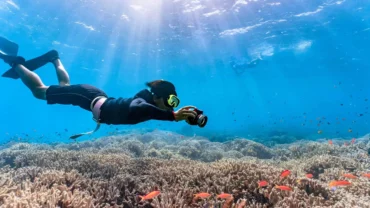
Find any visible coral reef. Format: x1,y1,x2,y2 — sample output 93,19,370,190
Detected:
224,139,275,159
0,130,369,207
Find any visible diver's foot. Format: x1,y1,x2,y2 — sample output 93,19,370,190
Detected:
0,54,25,67
42,50,59,62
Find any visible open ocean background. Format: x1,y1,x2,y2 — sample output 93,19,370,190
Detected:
0,0,369,144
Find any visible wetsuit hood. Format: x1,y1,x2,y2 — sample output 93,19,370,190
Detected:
134,89,156,105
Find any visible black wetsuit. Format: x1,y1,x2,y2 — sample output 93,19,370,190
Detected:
45,84,175,124
0,50,174,124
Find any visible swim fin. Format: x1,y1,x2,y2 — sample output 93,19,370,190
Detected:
2,50,60,79
70,123,101,140
0,36,19,79
0,36,18,56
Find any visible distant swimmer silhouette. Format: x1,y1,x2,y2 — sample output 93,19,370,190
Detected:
230,55,263,75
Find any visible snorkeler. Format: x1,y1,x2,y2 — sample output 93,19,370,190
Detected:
230,55,263,75
0,38,207,139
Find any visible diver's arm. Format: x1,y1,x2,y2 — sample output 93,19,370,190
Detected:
128,99,175,121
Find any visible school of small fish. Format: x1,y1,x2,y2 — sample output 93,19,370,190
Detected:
137,168,370,205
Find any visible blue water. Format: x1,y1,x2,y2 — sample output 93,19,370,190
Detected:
0,0,369,144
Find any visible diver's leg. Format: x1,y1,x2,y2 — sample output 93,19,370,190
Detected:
52,59,70,86
13,63,48,100
0,54,47,99
22,50,60,71
23,50,70,86
2,50,60,79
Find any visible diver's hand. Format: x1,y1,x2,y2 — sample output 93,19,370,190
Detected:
174,106,197,122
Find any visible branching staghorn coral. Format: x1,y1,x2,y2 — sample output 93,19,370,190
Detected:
0,132,369,207
0,156,333,207
224,139,275,159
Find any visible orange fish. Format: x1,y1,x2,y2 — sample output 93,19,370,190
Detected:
328,140,333,145
139,191,160,201
329,181,351,187
280,170,291,178
306,174,313,179
194,192,211,199
258,180,268,187
362,173,370,178
351,138,356,144
329,180,351,188
217,193,232,199
343,173,357,179
343,142,348,146
275,185,292,191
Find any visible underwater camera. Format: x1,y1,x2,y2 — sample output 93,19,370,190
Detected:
188,108,208,128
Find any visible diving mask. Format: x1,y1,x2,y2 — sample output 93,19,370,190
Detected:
167,94,180,108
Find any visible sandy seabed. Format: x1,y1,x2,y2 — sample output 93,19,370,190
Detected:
0,130,369,208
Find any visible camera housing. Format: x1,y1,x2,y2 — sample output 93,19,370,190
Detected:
187,108,207,128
